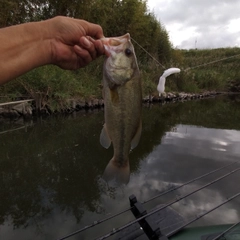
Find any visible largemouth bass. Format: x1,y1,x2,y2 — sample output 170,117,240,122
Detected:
100,33,142,185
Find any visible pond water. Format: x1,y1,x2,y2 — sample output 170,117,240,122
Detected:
0,94,240,239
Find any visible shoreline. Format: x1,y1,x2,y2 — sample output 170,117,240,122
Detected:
0,91,236,119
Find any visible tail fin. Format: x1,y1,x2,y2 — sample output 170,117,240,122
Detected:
102,157,130,185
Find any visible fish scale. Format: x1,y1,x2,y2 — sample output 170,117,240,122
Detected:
100,33,142,185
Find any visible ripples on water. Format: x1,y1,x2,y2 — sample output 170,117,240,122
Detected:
0,95,240,239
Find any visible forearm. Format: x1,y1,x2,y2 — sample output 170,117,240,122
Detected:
0,21,51,84
0,16,105,85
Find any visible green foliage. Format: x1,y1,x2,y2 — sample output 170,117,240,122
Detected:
167,47,240,93
3,0,239,110
0,0,27,27
14,62,104,111
1,0,173,110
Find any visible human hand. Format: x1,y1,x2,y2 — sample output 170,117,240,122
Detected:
0,16,107,84
45,16,106,70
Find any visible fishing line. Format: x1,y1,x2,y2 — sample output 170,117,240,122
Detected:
130,37,166,69
57,162,238,240
94,167,240,240
72,38,240,239
131,37,240,71
167,191,240,238
211,221,240,240
184,53,240,71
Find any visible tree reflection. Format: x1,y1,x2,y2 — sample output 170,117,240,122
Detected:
0,95,240,231
0,112,108,227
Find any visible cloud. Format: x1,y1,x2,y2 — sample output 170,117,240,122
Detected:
148,0,240,48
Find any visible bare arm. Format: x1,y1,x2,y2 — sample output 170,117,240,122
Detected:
0,16,106,85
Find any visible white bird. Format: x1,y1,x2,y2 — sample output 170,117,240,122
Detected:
157,68,181,95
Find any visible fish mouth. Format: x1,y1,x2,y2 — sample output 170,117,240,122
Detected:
101,33,131,56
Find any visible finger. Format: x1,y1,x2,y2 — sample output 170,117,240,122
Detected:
89,38,107,57
79,36,97,60
79,20,104,39
74,45,93,67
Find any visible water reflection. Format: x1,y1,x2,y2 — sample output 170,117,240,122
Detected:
163,125,240,161
0,95,240,239
132,124,240,226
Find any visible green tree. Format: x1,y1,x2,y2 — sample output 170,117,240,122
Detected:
0,0,173,110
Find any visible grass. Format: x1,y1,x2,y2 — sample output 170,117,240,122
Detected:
174,47,240,93
1,47,240,111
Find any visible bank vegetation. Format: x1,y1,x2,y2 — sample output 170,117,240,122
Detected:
1,0,240,112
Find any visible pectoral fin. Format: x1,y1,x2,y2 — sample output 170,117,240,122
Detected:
131,120,142,150
110,88,119,104
100,123,111,149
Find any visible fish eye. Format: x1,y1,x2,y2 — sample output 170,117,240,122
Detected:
125,48,132,56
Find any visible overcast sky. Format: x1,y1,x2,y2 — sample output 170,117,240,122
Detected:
147,0,240,49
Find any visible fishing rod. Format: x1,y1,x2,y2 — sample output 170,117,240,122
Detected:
95,166,240,240
167,191,240,238
142,161,238,204
56,207,131,240
56,162,238,240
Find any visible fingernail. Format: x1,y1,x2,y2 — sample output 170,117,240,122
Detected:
82,37,91,48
